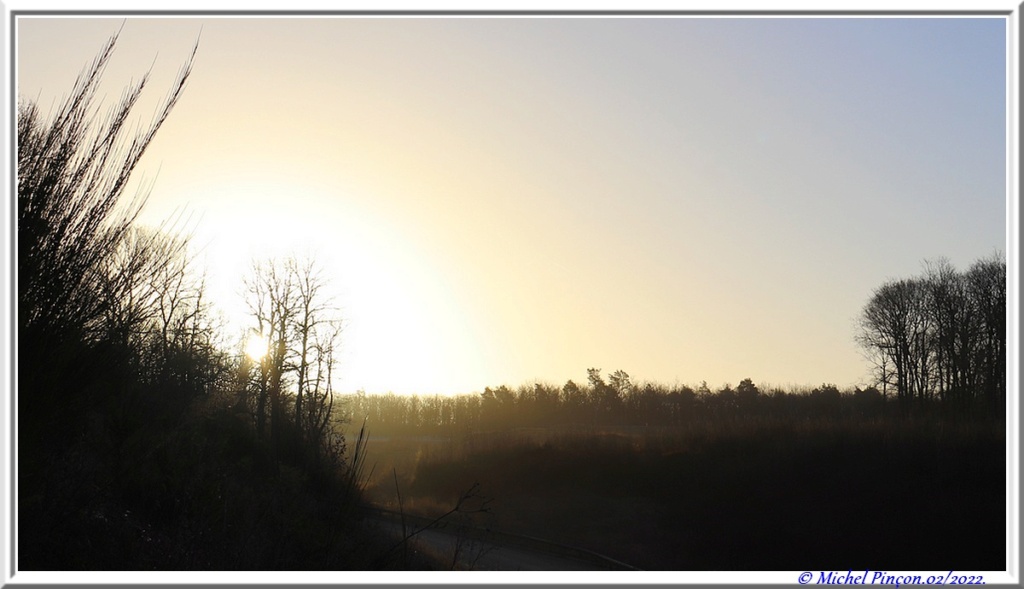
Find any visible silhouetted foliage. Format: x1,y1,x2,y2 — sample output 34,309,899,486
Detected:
19,30,196,450
18,34,384,571
858,256,1006,417
344,371,933,439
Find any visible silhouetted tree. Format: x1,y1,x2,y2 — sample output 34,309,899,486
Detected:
858,279,929,410
858,256,1005,416
696,380,712,398
561,379,586,423
608,370,632,395
588,368,623,421
304,314,344,461
99,227,226,416
288,257,341,446
665,385,696,425
965,255,1006,415
852,385,885,417
923,258,967,404
19,30,196,443
241,256,344,459
244,258,295,439
736,378,760,405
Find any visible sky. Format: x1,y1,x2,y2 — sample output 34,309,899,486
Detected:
15,15,1009,395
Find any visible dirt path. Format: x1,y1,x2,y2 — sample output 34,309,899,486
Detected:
364,510,639,571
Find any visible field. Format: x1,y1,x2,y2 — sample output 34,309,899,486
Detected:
348,418,1005,571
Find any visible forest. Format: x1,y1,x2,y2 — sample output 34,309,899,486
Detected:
17,34,1007,572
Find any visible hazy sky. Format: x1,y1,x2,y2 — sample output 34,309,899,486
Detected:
16,15,1008,395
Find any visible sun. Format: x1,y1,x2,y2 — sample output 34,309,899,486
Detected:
245,333,269,361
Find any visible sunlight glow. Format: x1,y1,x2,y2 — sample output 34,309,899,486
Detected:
173,178,489,395
97,17,1005,395
245,333,268,361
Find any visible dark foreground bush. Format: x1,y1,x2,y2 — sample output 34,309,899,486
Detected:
20,394,406,571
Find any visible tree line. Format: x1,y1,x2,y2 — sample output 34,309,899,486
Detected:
348,256,1007,437
858,256,1006,416
345,374,891,437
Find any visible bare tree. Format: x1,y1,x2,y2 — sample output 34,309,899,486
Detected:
923,258,976,408
243,258,297,440
289,258,326,434
965,255,1006,416
858,256,1006,416
306,317,344,463
144,229,225,400
241,256,344,459
858,279,930,409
